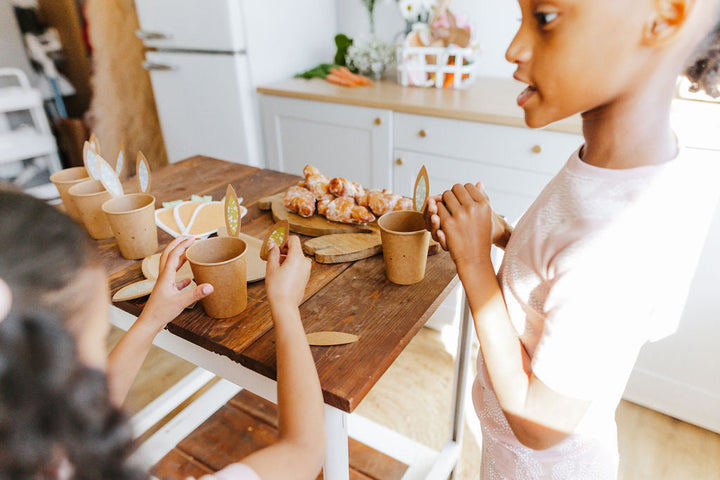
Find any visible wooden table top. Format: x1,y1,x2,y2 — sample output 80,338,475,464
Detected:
103,156,459,413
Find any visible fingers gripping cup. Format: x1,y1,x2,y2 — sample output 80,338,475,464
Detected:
186,237,248,318
67,179,114,239
50,166,89,222
102,193,159,259
378,210,431,285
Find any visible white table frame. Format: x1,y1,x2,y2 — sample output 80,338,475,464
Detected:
113,294,474,480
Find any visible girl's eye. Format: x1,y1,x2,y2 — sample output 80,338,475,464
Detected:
534,11,558,27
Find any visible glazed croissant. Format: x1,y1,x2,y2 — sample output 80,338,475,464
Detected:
328,177,365,199
324,197,376,224
303,165,330,200
357,190,414,216
284,185,316,218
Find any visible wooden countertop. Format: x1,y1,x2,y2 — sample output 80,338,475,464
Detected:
257,77,584,135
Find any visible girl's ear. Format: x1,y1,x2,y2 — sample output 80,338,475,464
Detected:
642,0,693,45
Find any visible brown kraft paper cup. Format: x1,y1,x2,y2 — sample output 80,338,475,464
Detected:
186,237,247,318
49,166,89,222
102,193,159,259
68,179,114,239
378,210,431,285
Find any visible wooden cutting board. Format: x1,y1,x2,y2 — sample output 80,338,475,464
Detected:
259,192,439,264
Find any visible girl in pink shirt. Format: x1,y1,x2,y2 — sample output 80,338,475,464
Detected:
0,189,325,480
426,0,720,478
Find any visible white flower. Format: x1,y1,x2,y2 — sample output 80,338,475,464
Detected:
346,36,396,76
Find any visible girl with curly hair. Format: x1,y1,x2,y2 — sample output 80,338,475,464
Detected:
425,0,720,478
0,188,325,480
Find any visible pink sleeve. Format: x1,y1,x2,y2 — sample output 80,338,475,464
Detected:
189,463,261,480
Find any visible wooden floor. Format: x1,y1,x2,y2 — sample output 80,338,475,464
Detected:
109,326,720,480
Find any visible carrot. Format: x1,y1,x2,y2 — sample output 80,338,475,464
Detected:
326,73,357,87
443,73,455,88
332,67,374,86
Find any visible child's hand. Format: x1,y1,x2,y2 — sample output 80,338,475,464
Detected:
424,195,449,251
140,237,213,332
437,183,494,269
265,236,311,309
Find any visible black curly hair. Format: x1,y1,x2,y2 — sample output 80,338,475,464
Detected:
0,308,144,480
684,15,720,97
0,187,145,480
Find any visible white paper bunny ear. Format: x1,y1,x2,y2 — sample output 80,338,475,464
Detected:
115,147,125,177
89,132,101,155
413,165,429,213
83,141,101,180
136,151,151,193
97,154,124,198
225,184,241,237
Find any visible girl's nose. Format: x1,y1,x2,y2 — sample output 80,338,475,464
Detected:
506,27,532,64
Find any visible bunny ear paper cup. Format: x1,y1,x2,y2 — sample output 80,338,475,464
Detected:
225,184,241,237
115,146,125,177
136,151,152,193
413,165,430,213
97,155,124,198
89,132,101,154
83,141,101,180
260,220,289,261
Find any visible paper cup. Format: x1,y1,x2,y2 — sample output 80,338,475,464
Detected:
378,210,430,285
49,166,89,222
102,193,159,259
186,237,247,318
68,179,114,239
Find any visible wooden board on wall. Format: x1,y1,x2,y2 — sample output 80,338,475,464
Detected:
38,0,93,118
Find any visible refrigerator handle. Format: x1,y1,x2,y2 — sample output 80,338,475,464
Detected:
136,30,172,41
142,61,177,71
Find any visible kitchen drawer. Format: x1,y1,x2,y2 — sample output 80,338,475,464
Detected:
135,0,245,52
394,113,582,175
394,149,553,223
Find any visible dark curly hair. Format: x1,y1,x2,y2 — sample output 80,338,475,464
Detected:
0,187,145,480
0,308,144,480
684,15,720,97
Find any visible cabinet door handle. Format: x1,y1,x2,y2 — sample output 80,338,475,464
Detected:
395,158,403,166
374,117,382,126
531,144,542,154
418,129,427,138
136,30,172,41
142,61,176,71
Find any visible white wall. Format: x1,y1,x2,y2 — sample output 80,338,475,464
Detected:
0,0,38,85
335,0,520,78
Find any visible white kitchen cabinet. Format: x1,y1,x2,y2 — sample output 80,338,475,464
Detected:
260,95,392,188
392,113,583,223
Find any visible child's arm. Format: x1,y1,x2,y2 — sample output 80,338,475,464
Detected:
437,183,589,450
239,236,325,479
106,237,213,406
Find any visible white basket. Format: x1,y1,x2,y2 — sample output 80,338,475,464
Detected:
396,45,477,89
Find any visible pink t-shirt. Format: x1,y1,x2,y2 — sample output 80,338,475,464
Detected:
190,463,260,480
473,147,720,479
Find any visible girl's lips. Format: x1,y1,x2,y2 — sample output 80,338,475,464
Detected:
517,85,537,107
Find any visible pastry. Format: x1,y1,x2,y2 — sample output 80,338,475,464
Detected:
284,185,316,218
358,190,413,216
328,177,366,199
324,197,375,225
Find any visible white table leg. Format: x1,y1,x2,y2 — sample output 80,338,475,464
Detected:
324,404,350,480
445,294,474,477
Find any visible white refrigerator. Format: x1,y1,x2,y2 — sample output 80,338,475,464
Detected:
135,0,336,165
